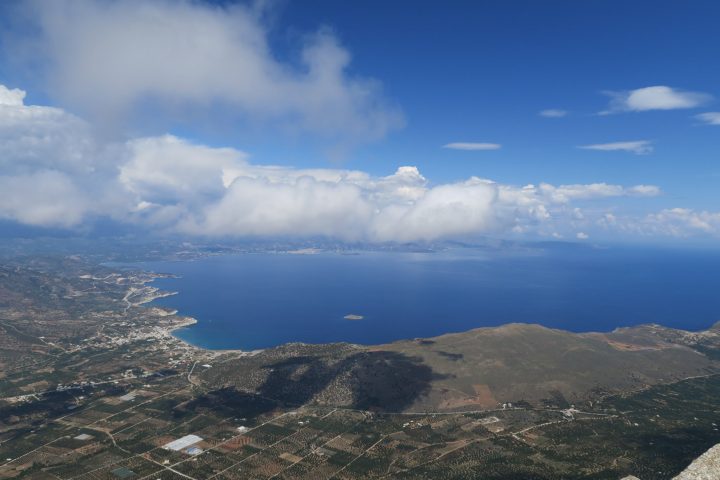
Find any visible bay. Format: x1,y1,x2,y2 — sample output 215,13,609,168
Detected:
139,245,720,350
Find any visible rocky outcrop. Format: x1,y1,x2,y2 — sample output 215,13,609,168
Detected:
673,444,720,480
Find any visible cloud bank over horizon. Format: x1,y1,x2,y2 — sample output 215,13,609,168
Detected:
3,82,717,243
0,1,717,245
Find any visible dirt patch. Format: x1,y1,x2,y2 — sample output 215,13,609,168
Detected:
603,337,664,351
437,384,498,410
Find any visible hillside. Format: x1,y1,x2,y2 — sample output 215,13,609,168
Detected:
200,322,720,413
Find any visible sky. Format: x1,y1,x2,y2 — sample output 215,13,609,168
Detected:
0,0,718,244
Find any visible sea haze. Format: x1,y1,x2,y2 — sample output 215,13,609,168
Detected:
140,245,720,350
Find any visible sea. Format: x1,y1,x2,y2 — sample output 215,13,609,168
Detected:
137,244,720,350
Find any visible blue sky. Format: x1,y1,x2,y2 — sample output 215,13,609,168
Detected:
264,0,720,195
0,0,718,243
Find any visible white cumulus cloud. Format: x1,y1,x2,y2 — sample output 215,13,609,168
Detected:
602,86,711,114
643,208,720,236
0,85,26,106
592,208,720,240
120,135,248,203
537,183,660,203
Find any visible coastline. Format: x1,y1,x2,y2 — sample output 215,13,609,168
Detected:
139,276,720,354
135,281,720,357
74,265,720,419
126,255,720,353
122,272,208,351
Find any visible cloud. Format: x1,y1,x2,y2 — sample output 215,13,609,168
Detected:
120,135,248,204
601,86,711,114
696,112,720,125
578,140,653,155
0,86,137,227
0,85,26,106
4,0,403,144
369,178,500,242
177,171,660,242
642,208,720,236
627,185,662,196
181,176,374,240
576,232,589,240
589,208,720,240
0,83,668,242
443,142,501,151
539,109,567,118
535,183,660,203
0,87,99,176
0,171,88,227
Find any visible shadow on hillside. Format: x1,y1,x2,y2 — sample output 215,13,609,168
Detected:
174,387,279,419
257,350,444,412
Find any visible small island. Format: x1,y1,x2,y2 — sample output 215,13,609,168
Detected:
343,314,364,321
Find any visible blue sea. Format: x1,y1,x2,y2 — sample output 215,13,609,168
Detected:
139,245,720,350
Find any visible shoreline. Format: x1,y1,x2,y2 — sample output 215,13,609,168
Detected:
121,273,212,352
129,266,720,354
144,294,720,357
